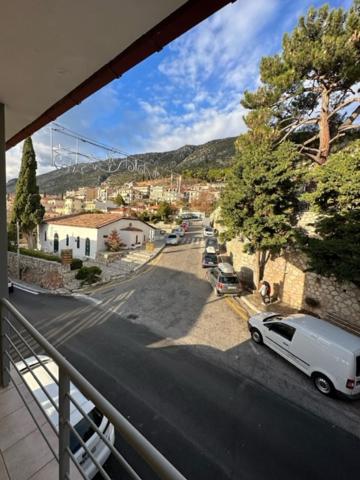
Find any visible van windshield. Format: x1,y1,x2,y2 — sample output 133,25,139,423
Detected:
70,407,103,454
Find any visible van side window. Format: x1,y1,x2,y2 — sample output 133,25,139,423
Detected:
356,356,360,377
268,323,296,341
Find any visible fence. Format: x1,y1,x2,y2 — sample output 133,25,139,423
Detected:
0,298,186,480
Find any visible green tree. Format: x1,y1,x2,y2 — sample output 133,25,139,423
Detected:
157,201,173,221
11,137,44,248
242,1,360,165
114,193,126,206
299,140,360,285
221,139,301,282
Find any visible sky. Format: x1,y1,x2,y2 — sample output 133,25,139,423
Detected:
5,0,352,180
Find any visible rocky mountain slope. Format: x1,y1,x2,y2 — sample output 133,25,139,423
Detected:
7,136,236,194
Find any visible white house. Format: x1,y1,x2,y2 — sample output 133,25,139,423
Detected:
39,213,157,260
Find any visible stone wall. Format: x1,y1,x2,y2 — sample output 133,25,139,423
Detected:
220,237,360,327
8,252,70,290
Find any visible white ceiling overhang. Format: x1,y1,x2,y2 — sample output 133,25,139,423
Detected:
0,0,233,149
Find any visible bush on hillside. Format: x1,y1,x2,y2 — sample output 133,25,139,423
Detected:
75,266,102,285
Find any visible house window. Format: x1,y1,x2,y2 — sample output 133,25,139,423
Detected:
44,231,47,242
66,234,69,246
53,233,59,253
85,238,90,256
76,236,80,249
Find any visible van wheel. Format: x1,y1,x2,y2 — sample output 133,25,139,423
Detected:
251,328,263,345
313,373,334,396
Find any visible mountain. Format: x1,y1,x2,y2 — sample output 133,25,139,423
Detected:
7,136,236,194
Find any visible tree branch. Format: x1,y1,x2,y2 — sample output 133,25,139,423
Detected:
328,97,360,119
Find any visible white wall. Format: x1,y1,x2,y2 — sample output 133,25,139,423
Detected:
40,218,156,259
39,224,98,259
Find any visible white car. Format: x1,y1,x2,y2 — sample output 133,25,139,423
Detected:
203,226,214,237
17,356,115,479
172,227,185,237
166,233,180,245
248,313,360,398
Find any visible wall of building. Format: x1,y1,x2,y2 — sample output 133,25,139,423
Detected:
8,252,70,290
40,224,98,259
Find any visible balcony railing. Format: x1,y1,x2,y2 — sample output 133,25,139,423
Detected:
0,298,186,480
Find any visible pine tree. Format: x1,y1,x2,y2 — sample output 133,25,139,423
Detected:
242,1,360,165
299,140,360,285
221,138,301,282
11,137,44,248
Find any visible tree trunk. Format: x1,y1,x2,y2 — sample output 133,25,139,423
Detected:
255,250,269,286
318,88,330,165
25,230,35,249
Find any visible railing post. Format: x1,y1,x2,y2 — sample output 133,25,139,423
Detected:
59,368,71,480
0,103,10,388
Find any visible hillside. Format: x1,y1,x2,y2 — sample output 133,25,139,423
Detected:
6,137,236,194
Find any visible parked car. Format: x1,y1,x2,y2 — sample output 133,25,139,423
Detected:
248,312,360,398
203,226,215,238
166,233,180,245
207,268,242,296
172,227,185,237
8,279,14,293
202,252,218,268
205,237,220,253
217,262,235,274
17,356,115,478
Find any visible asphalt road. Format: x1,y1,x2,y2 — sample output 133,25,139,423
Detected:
11,224,360,480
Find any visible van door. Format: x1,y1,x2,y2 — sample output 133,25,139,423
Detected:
264,322,296,361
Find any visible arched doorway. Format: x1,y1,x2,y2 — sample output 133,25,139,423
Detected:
54,233,59,253
85,238,90,256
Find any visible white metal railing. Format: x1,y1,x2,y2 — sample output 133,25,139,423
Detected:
0,298,186,480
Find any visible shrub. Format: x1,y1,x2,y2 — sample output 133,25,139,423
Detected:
9,247,62,263
105,229,125,252
75,266,102,285
70,258,83,270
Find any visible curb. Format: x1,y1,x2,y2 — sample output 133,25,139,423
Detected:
235,295,262,315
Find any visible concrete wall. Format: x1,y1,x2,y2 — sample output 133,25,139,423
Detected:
8,252,70,290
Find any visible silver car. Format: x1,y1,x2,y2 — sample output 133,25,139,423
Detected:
207,268,242,296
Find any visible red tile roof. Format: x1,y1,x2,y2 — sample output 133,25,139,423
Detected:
44,213,124,229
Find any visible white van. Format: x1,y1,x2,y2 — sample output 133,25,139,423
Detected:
248,312,360,397
17,356,115,478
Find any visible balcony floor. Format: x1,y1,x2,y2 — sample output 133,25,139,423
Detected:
0,369,81,480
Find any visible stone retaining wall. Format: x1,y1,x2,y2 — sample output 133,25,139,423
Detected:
8,252,70,290
221,237,360,328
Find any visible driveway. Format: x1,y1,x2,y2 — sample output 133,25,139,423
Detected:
11,223,360,479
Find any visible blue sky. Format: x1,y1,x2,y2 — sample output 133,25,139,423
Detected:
6,0,351,179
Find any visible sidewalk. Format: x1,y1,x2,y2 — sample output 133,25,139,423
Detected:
235,291,299,317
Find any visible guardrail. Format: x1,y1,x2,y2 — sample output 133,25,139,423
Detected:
0,298,186,480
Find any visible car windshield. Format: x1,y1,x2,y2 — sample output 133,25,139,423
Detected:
205,254,217,261
70,408,104,454
168,234,177,239
263,315,284,322
220,275,238,284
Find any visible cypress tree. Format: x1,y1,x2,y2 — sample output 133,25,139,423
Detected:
11,137,44,248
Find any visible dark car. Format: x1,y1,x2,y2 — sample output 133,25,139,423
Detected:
8,279,14,293
202,252,218,268
207,268,242,296
205,237,220,253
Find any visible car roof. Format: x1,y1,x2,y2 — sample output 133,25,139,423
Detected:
217,262,234,273
18,356,94,427
284,315,360,352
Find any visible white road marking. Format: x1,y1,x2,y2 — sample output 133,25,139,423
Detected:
13,284,39,295
72,293,103,305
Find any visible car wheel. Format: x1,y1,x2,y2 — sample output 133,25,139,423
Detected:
313,373,334,396
251,328,263,344
214,287,221,297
